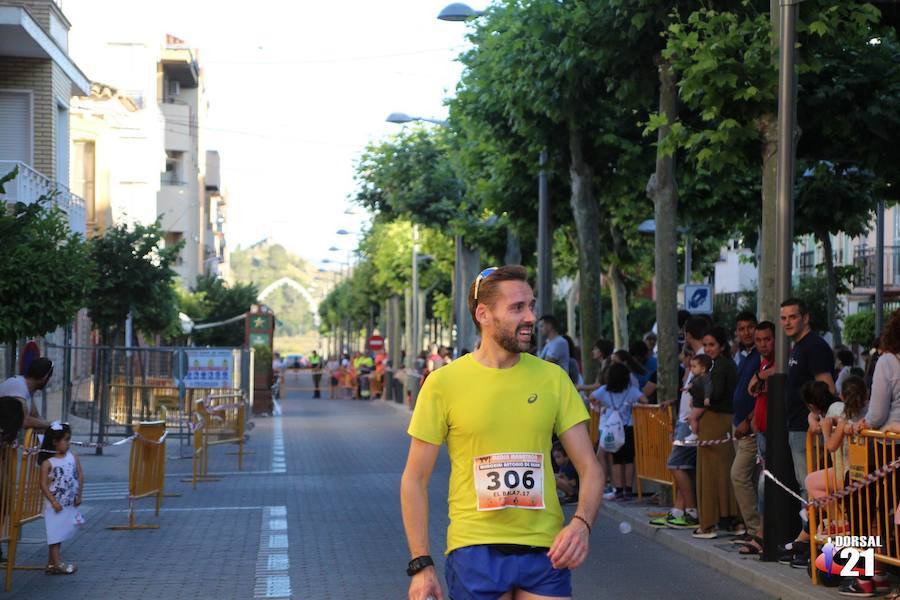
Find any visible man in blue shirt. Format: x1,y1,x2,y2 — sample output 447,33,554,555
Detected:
730,311,761,545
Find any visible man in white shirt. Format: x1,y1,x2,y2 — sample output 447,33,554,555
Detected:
0,357,52,430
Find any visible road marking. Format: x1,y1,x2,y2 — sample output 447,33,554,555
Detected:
255,505,292,599
111,505,268,513
82,482,129,502
272,409,286,474
165,469,281,478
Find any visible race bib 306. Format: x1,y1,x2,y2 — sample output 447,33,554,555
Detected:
473,452,545,511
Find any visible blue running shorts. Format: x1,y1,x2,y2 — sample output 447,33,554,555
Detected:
445,544,571,599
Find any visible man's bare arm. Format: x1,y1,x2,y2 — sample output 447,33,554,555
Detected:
548,422,604,570
400,438,441,557
401,438,444,600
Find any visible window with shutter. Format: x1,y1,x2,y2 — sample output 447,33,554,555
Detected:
0,91,33,165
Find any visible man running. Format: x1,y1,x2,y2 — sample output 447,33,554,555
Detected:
401,265,603,600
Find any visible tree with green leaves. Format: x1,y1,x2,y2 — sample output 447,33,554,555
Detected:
0,167,93,373
189,275,260,347
659,0,886,324
87,220,181,344
451,0,661,372
794,162,878,344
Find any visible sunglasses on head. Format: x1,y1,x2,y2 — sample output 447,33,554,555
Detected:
473,267,499,302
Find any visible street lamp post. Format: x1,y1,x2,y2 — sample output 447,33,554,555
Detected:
536,150,552,348
411,224,420,367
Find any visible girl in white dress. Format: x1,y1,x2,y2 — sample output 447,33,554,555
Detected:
38,422,83,575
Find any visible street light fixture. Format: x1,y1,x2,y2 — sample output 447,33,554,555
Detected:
385,112,449,127
437,2,483,21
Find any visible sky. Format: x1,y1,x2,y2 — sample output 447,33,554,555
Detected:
63,0,480,268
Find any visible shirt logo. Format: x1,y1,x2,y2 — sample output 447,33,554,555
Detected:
527,394,538,404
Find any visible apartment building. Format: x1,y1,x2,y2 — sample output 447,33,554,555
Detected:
0,0,89,234
715,206,900,320
157,34,207,286
70,82,165,234
204,149,230,281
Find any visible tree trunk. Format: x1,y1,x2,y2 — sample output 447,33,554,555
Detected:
757,113,779,322
568,126,603,385
566,272,579,343
818,230,842,345
646,59,679,406
504,229,522,265
456,243,481,354
607,264,629,350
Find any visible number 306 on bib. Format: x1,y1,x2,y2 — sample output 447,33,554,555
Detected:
473,452,545,511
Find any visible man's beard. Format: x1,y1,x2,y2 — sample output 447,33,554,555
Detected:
492,324,532,354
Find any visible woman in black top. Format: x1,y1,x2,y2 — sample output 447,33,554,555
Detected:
693,326,741,538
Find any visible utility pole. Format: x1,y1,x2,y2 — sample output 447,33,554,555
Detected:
536,149,551,348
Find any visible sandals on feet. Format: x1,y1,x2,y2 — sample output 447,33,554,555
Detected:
45,563,77,575
692,528,718,539
738,537,763,555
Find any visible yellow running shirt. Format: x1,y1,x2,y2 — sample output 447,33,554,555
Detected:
408,352,589,554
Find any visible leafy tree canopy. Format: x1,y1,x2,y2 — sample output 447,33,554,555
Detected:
0,168,93,344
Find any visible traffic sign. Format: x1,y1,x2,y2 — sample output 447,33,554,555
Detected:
685,284,713,314
367,335,385,352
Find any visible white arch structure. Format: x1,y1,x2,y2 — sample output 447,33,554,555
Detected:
258,277,320,327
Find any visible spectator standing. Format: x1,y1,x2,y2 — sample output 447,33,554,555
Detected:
325,355,340,399
834,348,855,399
0,357,52,430
644,332,658,357
591,363,646,501
739,320,776,555
780,298,835,498
733,311,757,369
651,317,706,529
426,345,444,373
693,326,740,539
538,315,570,370
309,350,323,398
577,340,615,394
729,312,761,549
562,334,582,385
629,341,657,389
611,350,645,390
860,310,900,432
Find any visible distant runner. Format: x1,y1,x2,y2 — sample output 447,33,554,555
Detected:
401,265,603,600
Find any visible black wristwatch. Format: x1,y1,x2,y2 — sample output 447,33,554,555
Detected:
407,555,434,576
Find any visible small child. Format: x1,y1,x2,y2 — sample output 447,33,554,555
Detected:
38,422,83,575
805,376,867,501
686,354,713,442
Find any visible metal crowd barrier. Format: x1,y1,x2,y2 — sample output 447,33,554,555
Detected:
807,428,900,584
5,431,45,591
185,393,250,488
632,403,675,500
108,421,167,531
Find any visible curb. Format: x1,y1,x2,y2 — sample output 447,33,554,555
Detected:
600,500,837,600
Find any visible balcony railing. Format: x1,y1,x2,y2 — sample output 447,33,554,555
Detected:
0,160,86,235
798,250,817,279
854,246,900,289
